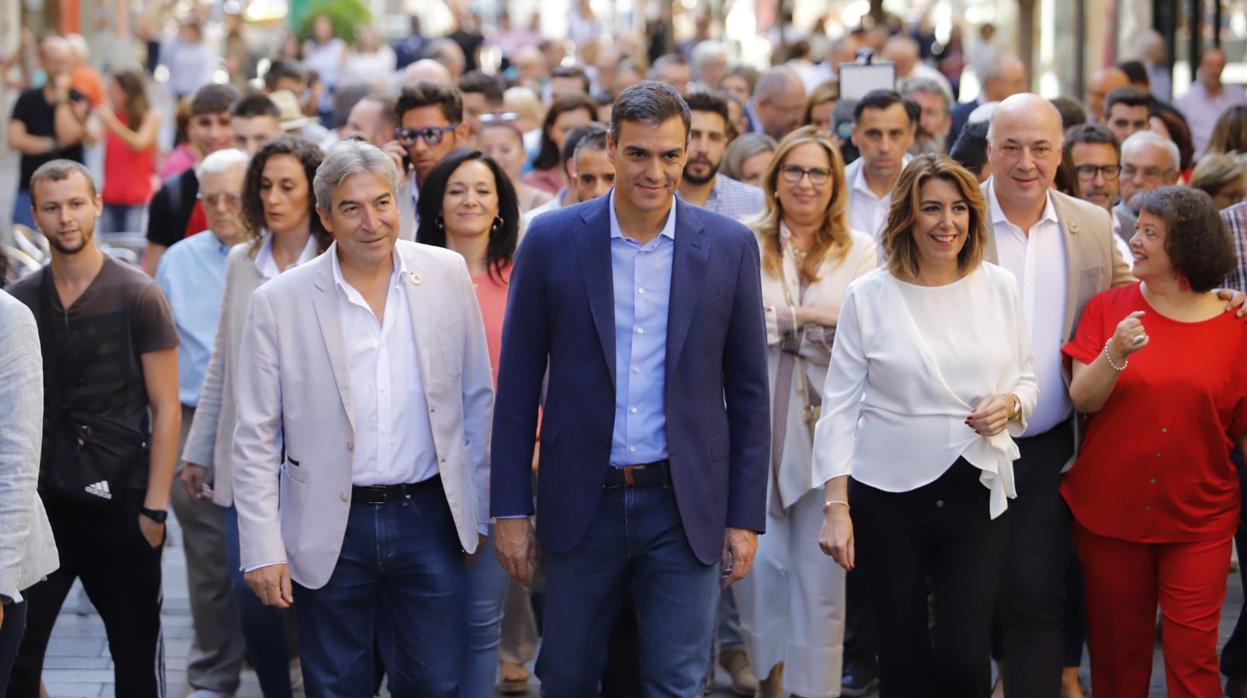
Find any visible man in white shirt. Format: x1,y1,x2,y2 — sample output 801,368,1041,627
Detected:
232,140,493,695
846,90,916,243
983,93,1133,698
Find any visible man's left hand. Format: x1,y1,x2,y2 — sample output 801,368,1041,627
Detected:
721,528,758,588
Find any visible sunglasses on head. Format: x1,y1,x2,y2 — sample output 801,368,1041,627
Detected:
395,124,460,146
480,112,519,123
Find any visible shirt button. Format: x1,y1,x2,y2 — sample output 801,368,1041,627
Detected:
633,367,641,374
340,492,349,502
1160,427,1167,433
636,327,645,334
630,407,638,414
628,446,637,453
1150,478,1158,485
638,287,646,295
1155,452,1162,459
347,441,354,451
935,499,945,508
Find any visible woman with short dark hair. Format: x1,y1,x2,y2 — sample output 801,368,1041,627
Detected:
815,154,1038,696
1062,186,1247,697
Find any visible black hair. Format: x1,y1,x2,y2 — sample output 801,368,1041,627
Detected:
1117,60,1150,86
684,91,731,132
550,65,592,95
230,91,281,119
609,80,691,145
396,81,464,124
190,83,241,117
1103,88,1151,118
459,71,505,105
1049,96,1088,131
533,93,599,171
950,120,990,177
853,89,914,127
415,148,520,283
263,58,307,91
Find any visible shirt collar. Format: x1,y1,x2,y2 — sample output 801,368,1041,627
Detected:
987,179,1059,228
608,189,677,242
254,232,318,279
852,154,913,198
329,242,407,295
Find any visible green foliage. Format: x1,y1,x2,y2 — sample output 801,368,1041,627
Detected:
295,0,372,43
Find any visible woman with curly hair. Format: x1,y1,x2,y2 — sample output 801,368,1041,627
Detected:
182,135,329,698
1062,186,1247,697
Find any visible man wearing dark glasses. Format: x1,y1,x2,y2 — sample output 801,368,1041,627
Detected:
385,82,472,240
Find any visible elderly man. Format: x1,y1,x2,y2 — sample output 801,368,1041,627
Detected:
748,66,806,141
154,149,251,698
981,93,1133,698
690,40,730,92
648,54,693,96
949,53,1026,144
1178,47,1247,157
232,139,493,696
1085,66,1131,127
1114,130,1182,240
400,59,454,89
900,76,953,154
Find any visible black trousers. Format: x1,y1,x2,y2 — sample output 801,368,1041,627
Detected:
851,459,1009,698
7,492,165,698
1221,448,1247,678
997,420,1075,698
843,563,879,673
0,602,27,695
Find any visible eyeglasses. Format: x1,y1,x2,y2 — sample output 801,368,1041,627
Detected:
197,192,242,209
1121,165,1175,182
480,112,519,123
780,164,832,185
395,124,460,146
1074,164,1121,181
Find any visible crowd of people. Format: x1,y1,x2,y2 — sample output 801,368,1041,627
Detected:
2,9,1247,698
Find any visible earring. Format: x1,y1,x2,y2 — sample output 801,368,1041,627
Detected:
491,216,503,233
436,215,444,231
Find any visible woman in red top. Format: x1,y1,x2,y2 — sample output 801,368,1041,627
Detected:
1062,186,1247,698
95,67,160,236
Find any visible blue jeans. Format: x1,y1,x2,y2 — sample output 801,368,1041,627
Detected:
291,481,468,698
224,506,294,698
537,484,719,698
462,527,509,698
11,189,33,231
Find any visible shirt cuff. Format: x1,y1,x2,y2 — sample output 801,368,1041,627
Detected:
243,561,287,573
494,514,529,519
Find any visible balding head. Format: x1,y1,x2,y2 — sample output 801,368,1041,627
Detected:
1086,67,1130,123
988,94,1065,213
1200,47,1228,92
425,38,466,79
883,36,920,77
753,67,805,139
402,59,453,88
981,54,1026,102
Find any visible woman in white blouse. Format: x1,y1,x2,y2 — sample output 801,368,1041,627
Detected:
814,154,1038,696
734,125,877,698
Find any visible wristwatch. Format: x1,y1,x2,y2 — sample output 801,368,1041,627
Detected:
140,506,168,524
1006,394,1022,422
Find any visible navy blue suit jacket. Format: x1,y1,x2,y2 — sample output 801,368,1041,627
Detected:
490,195,770,565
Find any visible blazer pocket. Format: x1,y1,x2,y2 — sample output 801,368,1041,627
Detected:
283,457,309,484
436,317,465,377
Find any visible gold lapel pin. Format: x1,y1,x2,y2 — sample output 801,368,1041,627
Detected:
409,272,423,285
1068,222,1079,234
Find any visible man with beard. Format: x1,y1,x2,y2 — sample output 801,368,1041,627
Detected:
678,92,764,220
1062,124,1133,264
900,77,952,154
5,160,180,698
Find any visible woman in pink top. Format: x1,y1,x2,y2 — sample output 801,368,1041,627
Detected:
417,148,520,698
95,67,160,235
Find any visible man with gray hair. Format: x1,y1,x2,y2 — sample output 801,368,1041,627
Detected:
232,139,493,695
154,148,251,698
747,66,807,141
949,53,1026,146
899,76,953,154
1115,129,1182,242
690,40,730,93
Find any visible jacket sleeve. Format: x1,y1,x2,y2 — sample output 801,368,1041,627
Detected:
455,257,495,539
722,232,771,533
810,284,870,488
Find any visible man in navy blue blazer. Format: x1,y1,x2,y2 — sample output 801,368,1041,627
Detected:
491,80,770,696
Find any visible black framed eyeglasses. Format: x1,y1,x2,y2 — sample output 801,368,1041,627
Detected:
780,164,832,185
395,124,460,146
1074,164,1121,181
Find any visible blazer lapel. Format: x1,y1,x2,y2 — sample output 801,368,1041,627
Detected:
665,201,708,383
574,199,618,387
1051,194,1085,341
399,245,437,400
310,251,355,434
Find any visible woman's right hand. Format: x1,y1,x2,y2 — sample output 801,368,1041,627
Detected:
1109,310,1149,360
818,505,855,571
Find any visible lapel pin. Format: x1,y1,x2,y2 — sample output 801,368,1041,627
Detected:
1068,222,1079,235
409,272,423,285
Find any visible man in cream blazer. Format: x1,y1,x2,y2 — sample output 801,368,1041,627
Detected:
231,140,493,697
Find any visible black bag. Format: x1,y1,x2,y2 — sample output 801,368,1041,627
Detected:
37,269,149,505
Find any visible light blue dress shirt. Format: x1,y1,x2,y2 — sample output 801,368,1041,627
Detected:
608,191,677,467
154,230,231,407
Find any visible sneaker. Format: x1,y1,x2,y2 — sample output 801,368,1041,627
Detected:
841,662,879,698
718,648,759,695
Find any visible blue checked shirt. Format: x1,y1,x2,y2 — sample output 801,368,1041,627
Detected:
608,191,676,467
1223,202,1247,293
696,175,766,221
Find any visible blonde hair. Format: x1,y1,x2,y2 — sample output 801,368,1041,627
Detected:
1189,152,1246,197
881,154,989,279
748,125,851,283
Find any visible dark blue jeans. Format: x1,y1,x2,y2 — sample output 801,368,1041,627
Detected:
537,483,719,698
224,505,294,698
291,481,468,698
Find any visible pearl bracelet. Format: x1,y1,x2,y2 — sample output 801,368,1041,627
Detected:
1103,338,1128,372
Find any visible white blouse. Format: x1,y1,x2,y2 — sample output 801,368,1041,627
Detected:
811,263,1040,518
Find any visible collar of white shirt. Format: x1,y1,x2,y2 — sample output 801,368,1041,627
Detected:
328,243,408,304
987,179,1060,232
254,233,319,281
852,154,914,200
607,189,678,242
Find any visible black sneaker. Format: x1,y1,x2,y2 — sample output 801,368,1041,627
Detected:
842,662,879,697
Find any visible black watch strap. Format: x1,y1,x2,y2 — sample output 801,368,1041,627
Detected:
140,507,168,523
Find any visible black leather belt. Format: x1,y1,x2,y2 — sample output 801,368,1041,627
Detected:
351,475,441,504
603,460,671,489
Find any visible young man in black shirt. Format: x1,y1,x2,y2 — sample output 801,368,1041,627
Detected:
4,160,180,698
142,83,239,275
6,35,91,231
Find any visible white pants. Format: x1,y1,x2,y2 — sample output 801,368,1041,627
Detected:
735,488,846,697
